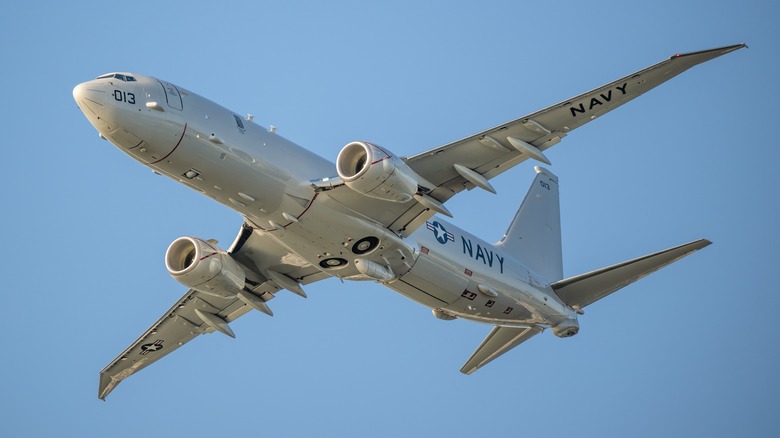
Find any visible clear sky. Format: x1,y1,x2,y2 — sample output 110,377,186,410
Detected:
1,1,777,436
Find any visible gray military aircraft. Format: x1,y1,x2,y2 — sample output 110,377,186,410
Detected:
73,44,746,399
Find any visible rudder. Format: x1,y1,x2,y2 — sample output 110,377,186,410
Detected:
495,166,562,283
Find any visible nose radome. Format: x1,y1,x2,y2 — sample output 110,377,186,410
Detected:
73,80,106,114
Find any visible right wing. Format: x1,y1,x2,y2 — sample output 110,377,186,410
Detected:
98,223,329,400
404,44,747,191
323,44,746,236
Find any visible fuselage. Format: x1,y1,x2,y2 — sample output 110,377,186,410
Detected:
73,72,577,330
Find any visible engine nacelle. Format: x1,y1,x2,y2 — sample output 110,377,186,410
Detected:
336,141,420,202
552,318,580,338
165,236,245,298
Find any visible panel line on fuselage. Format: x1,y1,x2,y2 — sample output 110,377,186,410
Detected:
149,123,188,165
395,279,450,305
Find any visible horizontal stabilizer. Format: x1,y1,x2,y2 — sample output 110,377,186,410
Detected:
551,239,711,310
460,325,542,375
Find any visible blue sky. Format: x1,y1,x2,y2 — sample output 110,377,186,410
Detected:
1,1,777,436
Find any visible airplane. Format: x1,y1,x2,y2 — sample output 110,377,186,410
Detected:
73,44,746,400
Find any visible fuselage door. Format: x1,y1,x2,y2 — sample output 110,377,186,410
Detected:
158,80,183,110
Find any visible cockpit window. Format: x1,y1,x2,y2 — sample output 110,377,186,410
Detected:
95,73,136,82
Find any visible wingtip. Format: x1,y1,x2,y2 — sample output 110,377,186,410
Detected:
670,43,748,60
98,372,116,401
459,365,476,375
725,43,749,53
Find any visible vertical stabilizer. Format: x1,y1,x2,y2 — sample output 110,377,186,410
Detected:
496,167,562,283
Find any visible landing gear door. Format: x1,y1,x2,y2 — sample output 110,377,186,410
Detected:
158,80,183,110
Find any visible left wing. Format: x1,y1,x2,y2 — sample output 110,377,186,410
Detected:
324,44,746,236
98,224,329,400
98,287,255,400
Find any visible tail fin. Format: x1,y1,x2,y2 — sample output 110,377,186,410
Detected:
495,166,562,283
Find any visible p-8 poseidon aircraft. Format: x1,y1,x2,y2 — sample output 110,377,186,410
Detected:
73,44,745,399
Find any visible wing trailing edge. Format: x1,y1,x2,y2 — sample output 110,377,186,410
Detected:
550,239,711,310
460,325,543,375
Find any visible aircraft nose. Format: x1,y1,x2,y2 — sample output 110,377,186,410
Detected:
73,80,106,114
